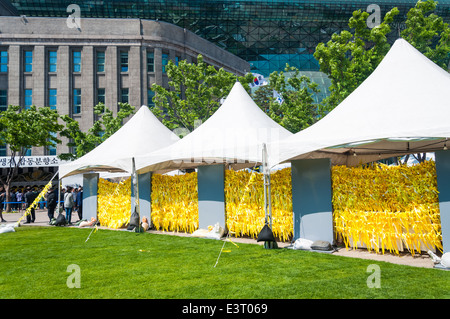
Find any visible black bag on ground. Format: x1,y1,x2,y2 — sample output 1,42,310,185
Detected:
310,240,332,251
54,213,67,226
127,210,140,230
257,224,276,242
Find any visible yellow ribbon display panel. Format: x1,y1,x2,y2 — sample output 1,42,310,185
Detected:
224,168,293,242
151,172,198,233
97,177,131,229
332,160,442,255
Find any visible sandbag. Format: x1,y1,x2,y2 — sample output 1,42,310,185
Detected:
0,225,15,234
204,223,225,240
441,252,450,268
293,238,313,250
257,224,276,242
127,210,140,230
310,240,332,251
191,228,210,238
53,213,67,226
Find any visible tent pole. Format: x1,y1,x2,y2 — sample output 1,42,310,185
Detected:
131,157,142,233
263,143,272,227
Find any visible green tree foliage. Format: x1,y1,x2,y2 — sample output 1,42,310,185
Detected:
253,65,322,133
314,6,399,109
59,102,135,160
314,0,450,111
0,105,63,211
401,0,450,69
151,54,253,133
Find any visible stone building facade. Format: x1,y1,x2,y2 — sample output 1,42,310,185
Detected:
0,16,250,157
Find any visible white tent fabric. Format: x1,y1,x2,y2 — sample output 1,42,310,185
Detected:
270,38,450,168
59,106,180,178
135,82,293,174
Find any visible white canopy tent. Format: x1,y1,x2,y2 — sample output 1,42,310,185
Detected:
270,38,450,168
59,105,180,178
135,81,293,174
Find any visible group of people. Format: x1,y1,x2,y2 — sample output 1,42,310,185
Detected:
0,186,43,223
0,184,83,225
61,185,83,225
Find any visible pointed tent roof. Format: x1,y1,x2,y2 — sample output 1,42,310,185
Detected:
271,38,450,167
59,106,180,178
135,82,292,173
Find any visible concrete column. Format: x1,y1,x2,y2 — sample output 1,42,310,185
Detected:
57,45,71,154
141,46,148,107
434,150,450,253
81,46,94,130
105,46,118,115
82,173,99,221
290,158,334,244
129,46,142,108
154,47,163,86
7,45,21,106
197,164,225,230
33,45,45,107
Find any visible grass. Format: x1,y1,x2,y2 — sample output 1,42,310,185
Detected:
0,226,448,299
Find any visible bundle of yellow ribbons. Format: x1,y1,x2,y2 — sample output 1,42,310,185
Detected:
332,160,442,255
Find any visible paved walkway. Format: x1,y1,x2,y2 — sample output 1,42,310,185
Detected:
1,209,439,269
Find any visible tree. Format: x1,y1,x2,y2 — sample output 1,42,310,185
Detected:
314,6,399,110
59,102,135,160
314,0,450,163
0,105,63,212
253,64,322,133
151,54,253,134
401,0,450,69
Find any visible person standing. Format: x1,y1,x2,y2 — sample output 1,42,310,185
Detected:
75,186,83,221
16,189,23,213
63,186,75,224
10,190,17,211
24,186,37,223
0,187,6,222
46,186,58,223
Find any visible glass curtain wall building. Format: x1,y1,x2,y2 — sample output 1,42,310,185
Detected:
8,0,450,77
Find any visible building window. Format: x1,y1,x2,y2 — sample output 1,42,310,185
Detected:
24,89,32,109
121,88,129,103
97,88,105,104
73,88,81,114
120,51,128,72
48,89,57,110
147,89,155,108
97,51,105,72
24,148,31,156
175,56,181,66
147,52,154,72
0,90,7,111
162,53,169,73
48,50,57,72
0,50,8,72
48,132,57,155
0,144,6,156
73,51,81,72
24,50,33,72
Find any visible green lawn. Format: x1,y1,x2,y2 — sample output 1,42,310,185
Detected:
0,226,448,299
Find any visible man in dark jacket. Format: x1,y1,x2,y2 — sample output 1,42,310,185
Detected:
75,186,83,221
24,186,37,223
46,186,58,222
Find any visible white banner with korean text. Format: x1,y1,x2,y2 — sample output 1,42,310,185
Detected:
0,156,60,168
